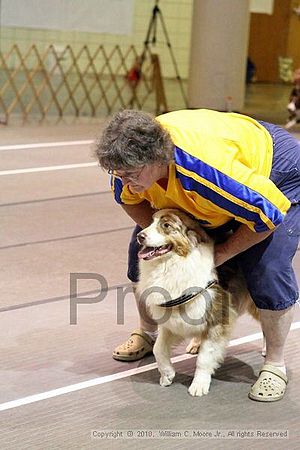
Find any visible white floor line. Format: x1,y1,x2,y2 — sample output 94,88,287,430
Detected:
0,321,299,413
0,162,98,176
0,140,94,151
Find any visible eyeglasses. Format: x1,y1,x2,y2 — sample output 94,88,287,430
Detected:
108,166,145,181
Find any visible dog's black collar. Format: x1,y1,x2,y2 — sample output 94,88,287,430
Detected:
158,280,218,308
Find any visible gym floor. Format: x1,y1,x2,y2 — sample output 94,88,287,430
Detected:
1,86,300,449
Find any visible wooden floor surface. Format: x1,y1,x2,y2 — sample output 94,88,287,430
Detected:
1,84,300,449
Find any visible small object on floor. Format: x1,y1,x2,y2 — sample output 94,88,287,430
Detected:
248,364,288,402
112,328,154,361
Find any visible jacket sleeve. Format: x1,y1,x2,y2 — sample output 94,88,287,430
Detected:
189,157,290,232
174,145,291,232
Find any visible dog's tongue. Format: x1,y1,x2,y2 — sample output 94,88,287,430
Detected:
138,245,171,260
138,246,157,260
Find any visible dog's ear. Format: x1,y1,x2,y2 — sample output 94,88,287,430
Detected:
187,228,210,245
187,230,198,246
178,213,210,244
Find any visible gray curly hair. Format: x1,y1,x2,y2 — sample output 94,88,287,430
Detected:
94,109,174,170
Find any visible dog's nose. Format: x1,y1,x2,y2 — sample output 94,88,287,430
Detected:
137,232,146,244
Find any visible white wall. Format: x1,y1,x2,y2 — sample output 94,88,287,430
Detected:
188,0,250,110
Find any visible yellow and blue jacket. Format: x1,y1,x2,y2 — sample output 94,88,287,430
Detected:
111,109,291,232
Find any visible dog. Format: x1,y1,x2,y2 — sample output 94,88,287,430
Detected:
136,208,260,397
285,95,300,130
285,69,300,130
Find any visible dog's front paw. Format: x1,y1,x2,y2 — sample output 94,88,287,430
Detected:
159,369,175,387
188,373,211,397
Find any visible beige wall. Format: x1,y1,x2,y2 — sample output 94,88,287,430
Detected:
3,0,299,84
0,0,193,79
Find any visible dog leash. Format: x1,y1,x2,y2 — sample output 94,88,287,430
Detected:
158,280,218,308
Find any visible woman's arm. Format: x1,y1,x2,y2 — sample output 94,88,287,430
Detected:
121,200,155,229
214,223,274,266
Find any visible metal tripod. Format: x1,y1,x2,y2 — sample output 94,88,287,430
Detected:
141,0,188,108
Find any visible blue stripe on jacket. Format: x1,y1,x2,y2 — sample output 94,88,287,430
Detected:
174,147,284,231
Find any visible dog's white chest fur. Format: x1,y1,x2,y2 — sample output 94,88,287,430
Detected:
138,244,216,337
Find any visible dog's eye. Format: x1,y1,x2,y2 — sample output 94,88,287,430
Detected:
162,222,171,229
